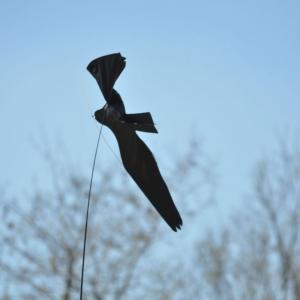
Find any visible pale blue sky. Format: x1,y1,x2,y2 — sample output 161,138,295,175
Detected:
1,1,300,221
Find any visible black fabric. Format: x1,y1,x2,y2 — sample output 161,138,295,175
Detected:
123,113,158,133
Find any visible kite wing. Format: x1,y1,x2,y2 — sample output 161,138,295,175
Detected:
87,53,126,105
108,120,183,231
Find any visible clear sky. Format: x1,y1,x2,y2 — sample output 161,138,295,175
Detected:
1,1,300,221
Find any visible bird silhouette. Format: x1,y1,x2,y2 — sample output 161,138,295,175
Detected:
87,53,182,231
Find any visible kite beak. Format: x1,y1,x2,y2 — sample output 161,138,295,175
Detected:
94,109,106,125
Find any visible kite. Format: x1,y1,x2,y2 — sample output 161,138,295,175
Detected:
81,53,183,299
87,53,183,231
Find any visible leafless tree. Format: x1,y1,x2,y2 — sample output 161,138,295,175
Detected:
0,137,213,300
196,141,300,300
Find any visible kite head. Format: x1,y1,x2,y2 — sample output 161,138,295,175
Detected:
95,103,124,126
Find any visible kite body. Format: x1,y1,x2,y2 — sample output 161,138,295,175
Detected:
87,53,182,231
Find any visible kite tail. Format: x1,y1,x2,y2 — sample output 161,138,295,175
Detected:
123,112,158,133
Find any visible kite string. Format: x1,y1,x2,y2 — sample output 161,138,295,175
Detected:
80,123,104,300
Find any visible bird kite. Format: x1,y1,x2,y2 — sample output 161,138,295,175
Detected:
87,53,182,231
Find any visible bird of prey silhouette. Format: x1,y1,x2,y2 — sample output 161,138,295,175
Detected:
87,53,182,231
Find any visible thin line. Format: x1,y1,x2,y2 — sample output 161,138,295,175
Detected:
80,124,103,300
101,134,123,165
